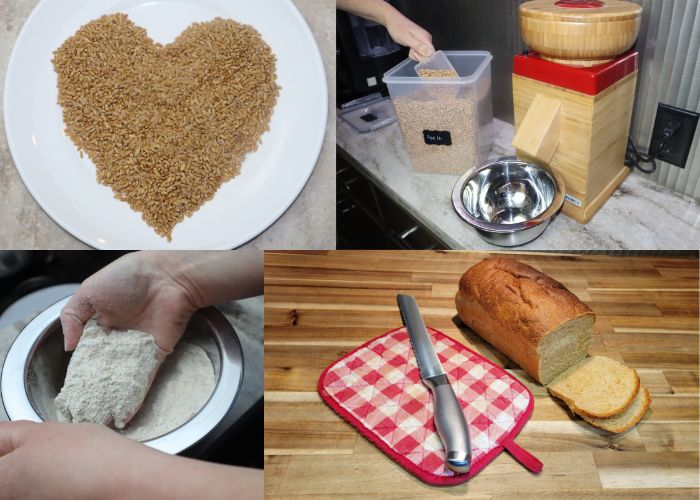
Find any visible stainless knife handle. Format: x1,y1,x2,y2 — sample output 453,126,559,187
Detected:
425,374,472,473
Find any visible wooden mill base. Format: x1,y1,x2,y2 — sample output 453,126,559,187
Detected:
561,164,629,223
513,71,637,224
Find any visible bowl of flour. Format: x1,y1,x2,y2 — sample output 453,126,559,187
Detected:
1,296,243,455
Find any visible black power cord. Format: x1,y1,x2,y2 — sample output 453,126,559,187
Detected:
625,121,683,175
625,136,657,174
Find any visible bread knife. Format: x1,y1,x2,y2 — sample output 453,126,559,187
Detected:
397,294,471,473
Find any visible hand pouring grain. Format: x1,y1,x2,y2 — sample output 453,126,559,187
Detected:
397,294,472,473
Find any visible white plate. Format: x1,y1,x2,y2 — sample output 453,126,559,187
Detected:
4,0,327,249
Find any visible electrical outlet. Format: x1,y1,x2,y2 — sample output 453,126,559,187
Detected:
648,103,699,169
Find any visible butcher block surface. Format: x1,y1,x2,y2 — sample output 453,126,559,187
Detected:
264,251,699,498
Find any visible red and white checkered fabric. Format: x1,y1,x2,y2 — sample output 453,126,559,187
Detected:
318,327,538,485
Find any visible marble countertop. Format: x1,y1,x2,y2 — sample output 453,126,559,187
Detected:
337,115,700,250
0,0,335,249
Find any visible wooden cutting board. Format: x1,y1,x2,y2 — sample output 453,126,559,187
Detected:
264,251,699,498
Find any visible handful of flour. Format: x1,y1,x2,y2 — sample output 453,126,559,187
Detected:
55,319,160,429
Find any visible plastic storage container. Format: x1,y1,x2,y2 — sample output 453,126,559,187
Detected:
383,51,494,175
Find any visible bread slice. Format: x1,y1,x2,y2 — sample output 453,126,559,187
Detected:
547,356,640,418
582,385,651,433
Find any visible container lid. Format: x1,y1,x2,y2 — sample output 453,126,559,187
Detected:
338,93,397,133
514,50,638,95
520,0,642,22
383,51,493,85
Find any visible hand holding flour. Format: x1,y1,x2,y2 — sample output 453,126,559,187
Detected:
0,252,263,498
61,252,198,355
59,250,263,426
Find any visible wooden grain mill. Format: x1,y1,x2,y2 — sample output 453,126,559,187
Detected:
512,0,643,223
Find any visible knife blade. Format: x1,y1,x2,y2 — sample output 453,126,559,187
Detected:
397,294,471,473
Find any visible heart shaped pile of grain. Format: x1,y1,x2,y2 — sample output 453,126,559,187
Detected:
52,14,279,240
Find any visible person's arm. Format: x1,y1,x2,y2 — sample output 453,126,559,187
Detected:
338,0,435,61
0,421,262,500
337,0,394,24
132,453,262,500
151,250,263,310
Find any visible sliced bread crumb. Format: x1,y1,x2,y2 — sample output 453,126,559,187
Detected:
547,355,640,418
582,385,651,433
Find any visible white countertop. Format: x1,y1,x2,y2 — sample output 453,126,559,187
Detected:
337,115,700,250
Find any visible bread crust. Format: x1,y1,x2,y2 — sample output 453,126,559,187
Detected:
582,386,652,433
455,257,594,383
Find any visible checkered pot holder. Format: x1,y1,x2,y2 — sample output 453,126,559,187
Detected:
318,327,542,485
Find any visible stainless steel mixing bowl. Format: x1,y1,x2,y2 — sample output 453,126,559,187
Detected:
452,156,565,246
1,296,243,455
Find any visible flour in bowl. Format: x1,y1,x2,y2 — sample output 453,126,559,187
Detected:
55,319,216,441
121,341,216,441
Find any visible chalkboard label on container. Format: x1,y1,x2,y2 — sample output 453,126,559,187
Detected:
423,130,452,146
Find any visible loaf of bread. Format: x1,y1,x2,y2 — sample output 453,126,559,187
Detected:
455,258,651,433
455,258,595,385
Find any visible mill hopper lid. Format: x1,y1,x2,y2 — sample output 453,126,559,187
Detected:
519,0,642,23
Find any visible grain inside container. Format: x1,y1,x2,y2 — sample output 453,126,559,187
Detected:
383,51,493,175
